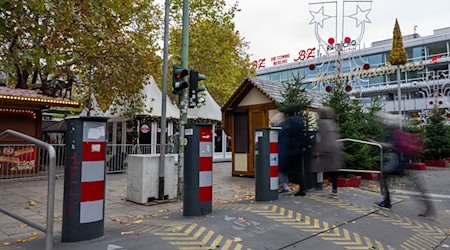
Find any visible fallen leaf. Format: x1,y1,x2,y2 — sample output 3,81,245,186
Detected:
121,231,134,235
134,219,142,224
135,215,144,220
16,236,37,243
3,242,10,246
157,209,169,213
31,232,38,236
233,237,242,243
19,224,28,229
28,200,36,207
238,217,246,223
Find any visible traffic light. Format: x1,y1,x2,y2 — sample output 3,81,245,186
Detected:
188,70,206,108
172,66,189,94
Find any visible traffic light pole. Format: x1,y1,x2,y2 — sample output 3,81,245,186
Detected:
177,0,190,200
158,0,170,200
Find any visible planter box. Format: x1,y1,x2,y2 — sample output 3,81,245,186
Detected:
357,172,380,181
407,163,426,170
337,176,361,188
424,160,448,168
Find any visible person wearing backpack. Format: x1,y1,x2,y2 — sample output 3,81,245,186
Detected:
373,112,435,217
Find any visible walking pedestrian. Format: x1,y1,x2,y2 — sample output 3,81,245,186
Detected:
311,107,343,197
373,112,434,217
277,113,305,195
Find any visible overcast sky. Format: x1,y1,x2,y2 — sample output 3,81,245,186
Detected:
156,0,450,63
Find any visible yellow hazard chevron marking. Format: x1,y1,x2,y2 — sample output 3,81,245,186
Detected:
251,204,392,249
153,223,251,250
307,193,446,247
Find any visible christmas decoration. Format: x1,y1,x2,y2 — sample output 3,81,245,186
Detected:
388,19,407,65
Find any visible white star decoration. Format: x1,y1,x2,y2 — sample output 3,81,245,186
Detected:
348,5,371,27
309,7,331,28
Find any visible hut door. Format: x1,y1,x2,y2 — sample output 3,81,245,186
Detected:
248,108,267,174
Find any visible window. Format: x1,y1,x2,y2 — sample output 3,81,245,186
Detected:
234,111,248,153
269,72,280,82
368,54,385,67
406,46,425,62
426,42,448,59
369,76,385,86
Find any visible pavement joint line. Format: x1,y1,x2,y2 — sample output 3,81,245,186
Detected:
307,192,447,246
250,204,392,250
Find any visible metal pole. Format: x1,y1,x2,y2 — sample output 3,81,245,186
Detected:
158,0,170,200
46,145,56,250
396,66,402,130
178,0,189,200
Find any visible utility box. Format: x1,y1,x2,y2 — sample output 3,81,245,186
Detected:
126,154,177,204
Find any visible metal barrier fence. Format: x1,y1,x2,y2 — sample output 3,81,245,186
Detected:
0,143,175,180
0,130,55,250
337,138,384,174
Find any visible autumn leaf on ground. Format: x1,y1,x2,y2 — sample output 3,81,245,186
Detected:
233,237,242,243
28,200,36,206
157,209,169,213
135,215,143,220
134,219,142,224
238,217,246,223
19,224,28,229
16,236,37,243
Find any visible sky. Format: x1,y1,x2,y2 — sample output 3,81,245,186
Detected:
226,0,450,63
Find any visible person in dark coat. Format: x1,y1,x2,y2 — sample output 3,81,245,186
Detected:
311,107,343,196
278,114,305,194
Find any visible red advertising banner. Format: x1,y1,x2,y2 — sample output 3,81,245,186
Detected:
0,145,37,175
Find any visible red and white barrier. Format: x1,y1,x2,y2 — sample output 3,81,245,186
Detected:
199,127,213,202
269,130,279,191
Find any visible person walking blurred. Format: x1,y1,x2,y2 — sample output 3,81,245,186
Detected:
277,113,305,195
311,107,343,197
373,112,434,217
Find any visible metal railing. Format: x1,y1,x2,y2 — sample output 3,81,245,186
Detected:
0,130,55,250
337,138,383,174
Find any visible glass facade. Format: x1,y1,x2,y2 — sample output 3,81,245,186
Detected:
257,39,450,95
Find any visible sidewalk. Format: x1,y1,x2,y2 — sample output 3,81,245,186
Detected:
0,162,254,244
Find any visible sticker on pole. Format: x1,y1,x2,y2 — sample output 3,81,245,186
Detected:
185,128,193,136
270,154,278,166
255,131,263,137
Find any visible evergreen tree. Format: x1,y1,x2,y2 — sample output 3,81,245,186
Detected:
423,109,450,160
277,75,312,120
324,89,384,170
388,19,408,66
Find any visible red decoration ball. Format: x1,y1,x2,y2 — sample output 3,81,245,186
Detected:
325,86,332,92
344,37,351,43
328,38,335,45
345,85,352,92
309,64,316,71
439,101,443,105
429,101,434,105
363,63,370,70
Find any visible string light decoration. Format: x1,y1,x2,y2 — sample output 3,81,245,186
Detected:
417,70,450,123
0,94,79,107
0,108,37,119
308,1,373,92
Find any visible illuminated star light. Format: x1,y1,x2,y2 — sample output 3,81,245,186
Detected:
348,5,371,27
309,7,331,28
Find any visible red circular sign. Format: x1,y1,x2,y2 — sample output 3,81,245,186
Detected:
309,64,316,71
345,85,352,92
363,63,370,70
439,101,443,105
325,86,332,92
140,124,150,134
344,37,351,43
429,101,434,105
328,38,335,45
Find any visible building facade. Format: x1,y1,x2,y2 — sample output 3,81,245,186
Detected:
256,27,450,123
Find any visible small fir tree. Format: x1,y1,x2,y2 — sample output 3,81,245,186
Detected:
423,109,450,160
388,19,408,66
277,75,312,122
324,89,384,170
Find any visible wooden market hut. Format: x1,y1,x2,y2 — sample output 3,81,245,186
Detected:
0,85,80,175
221,77,324,177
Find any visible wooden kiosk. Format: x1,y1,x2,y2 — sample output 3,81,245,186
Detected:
221,77,322,177
0,86,80,176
